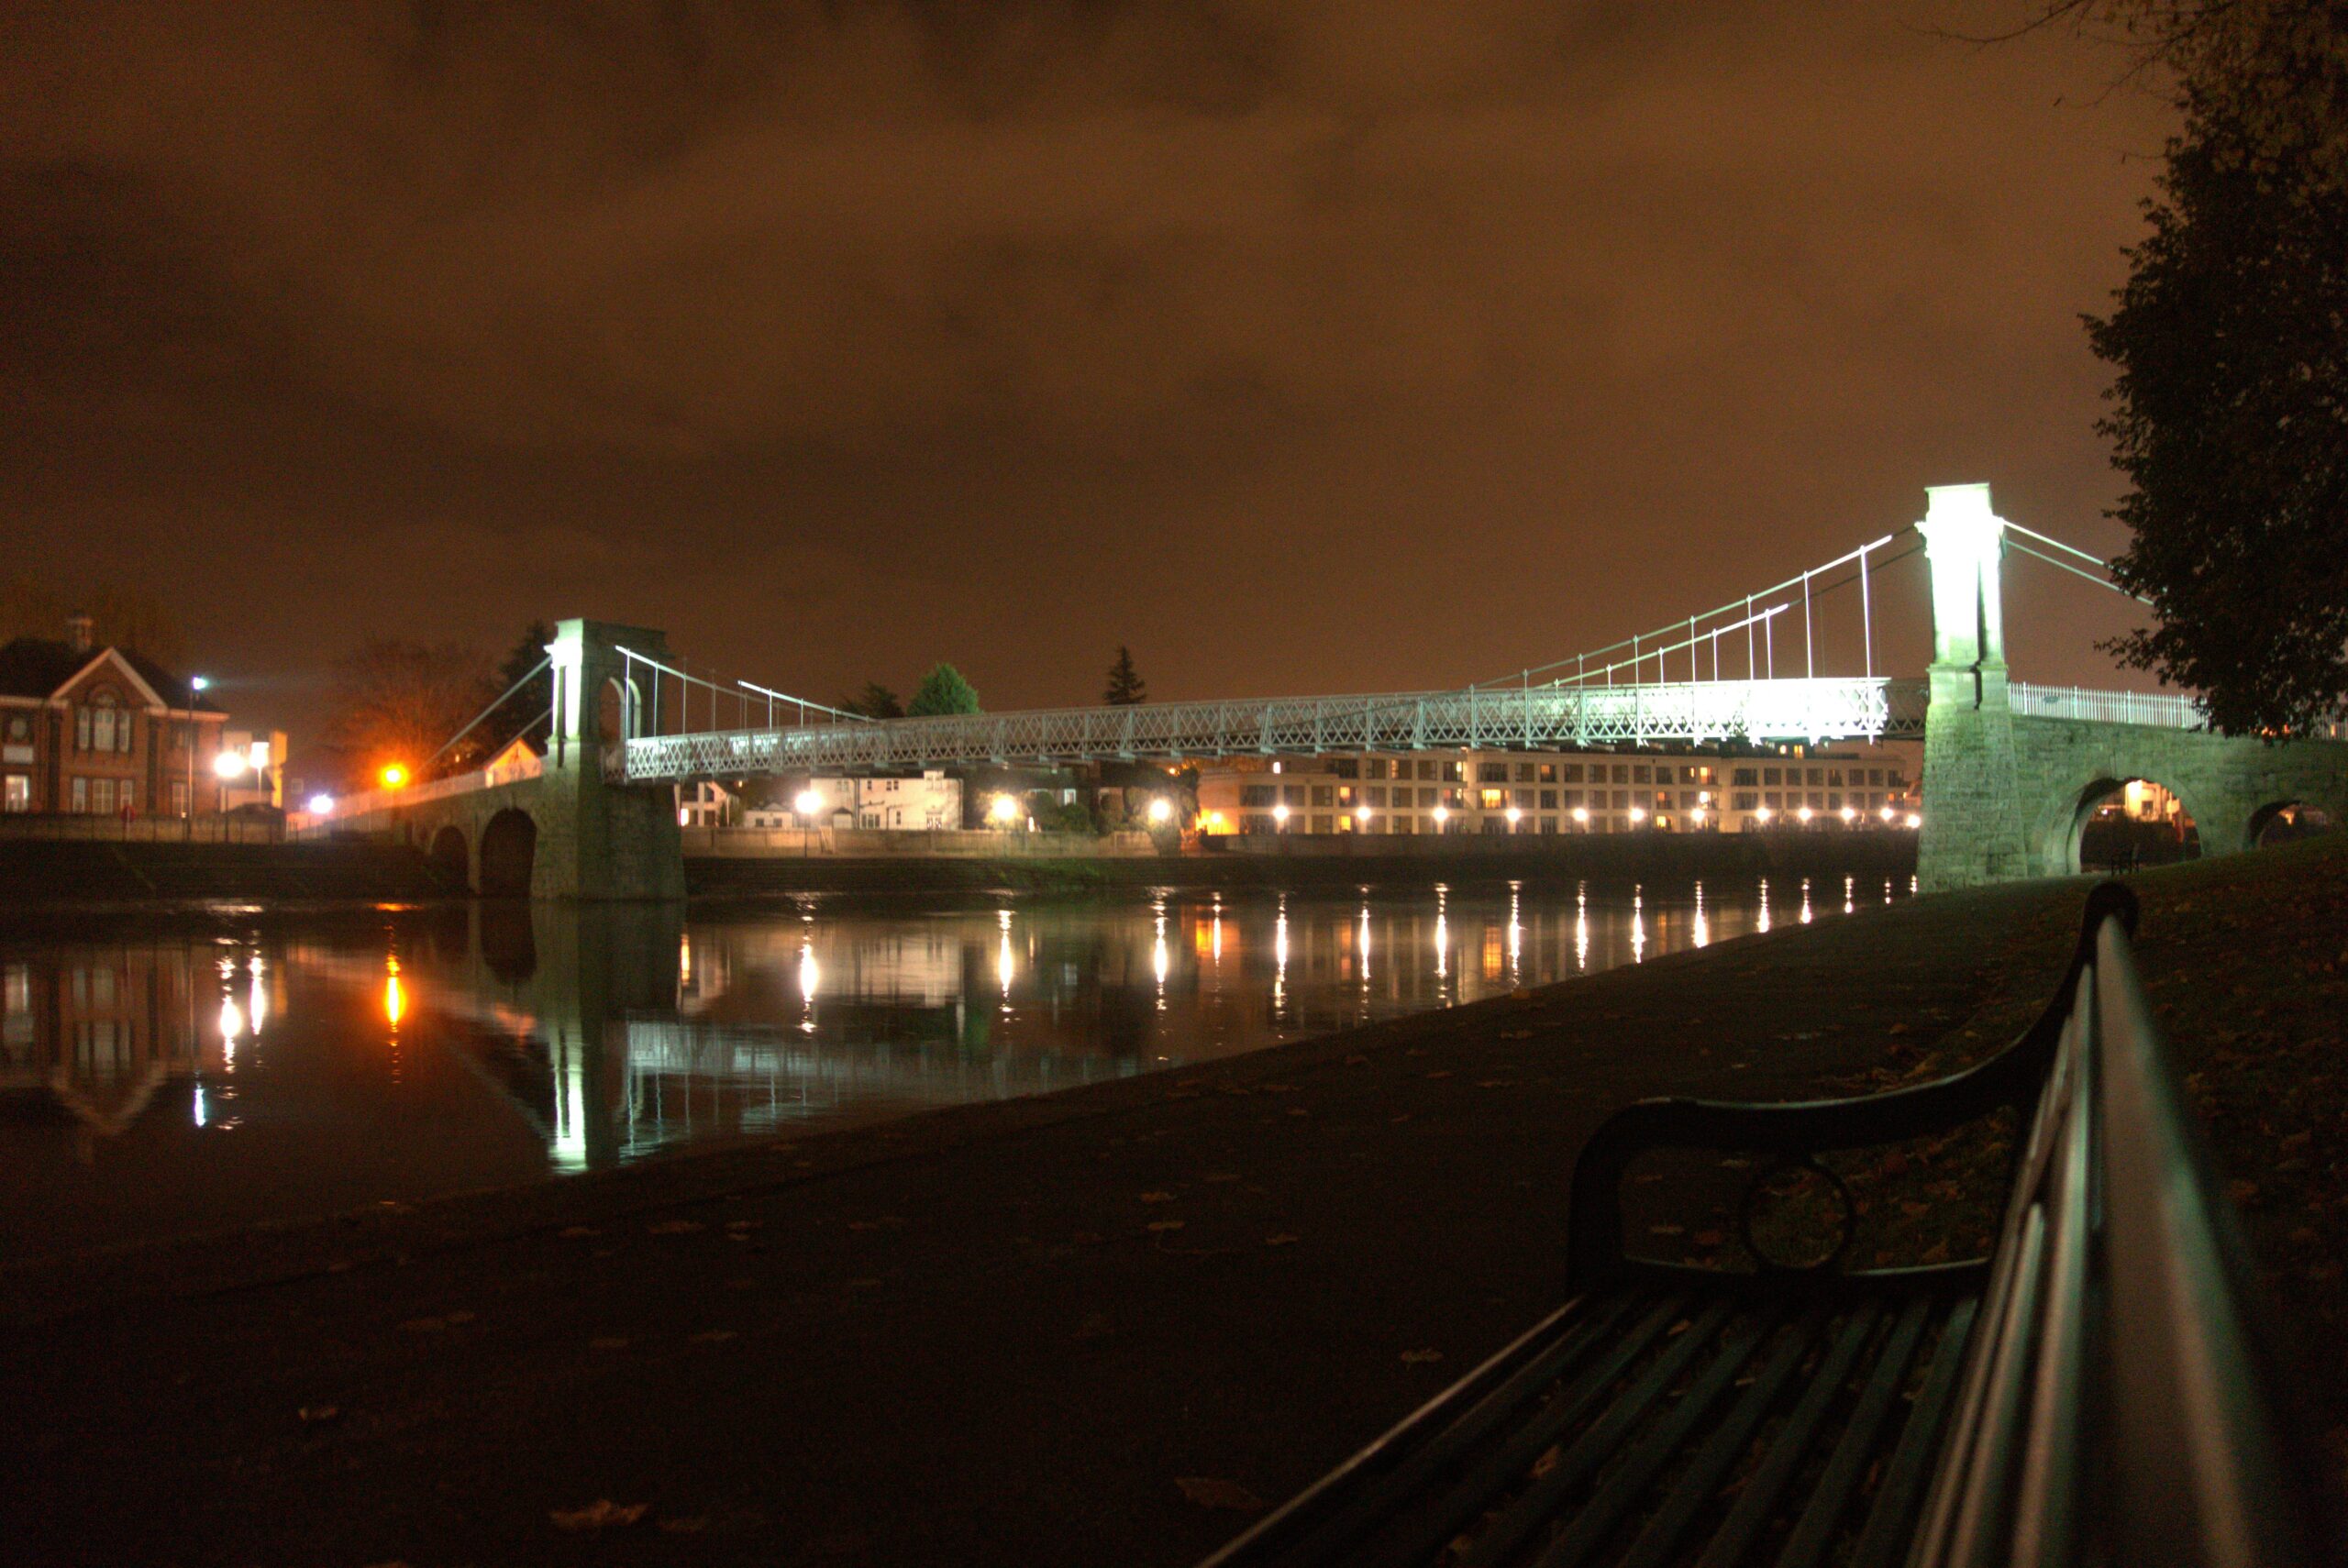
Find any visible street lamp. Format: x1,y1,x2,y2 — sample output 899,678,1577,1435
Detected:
379,763,410,790
184,676,208,837
1628,806,1647,825
1272,801,1290,832
990,791,1020,827
1146,797,1173,825
1355,802,1372,831
1797,806,1815,824
1505,804,1523,831
1432,804,1449,832
797,786,825,857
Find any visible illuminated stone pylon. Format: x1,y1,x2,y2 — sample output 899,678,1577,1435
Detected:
1916,484,2029,889
536,618,686,900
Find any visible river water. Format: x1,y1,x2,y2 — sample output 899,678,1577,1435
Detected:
0,873,1907,1259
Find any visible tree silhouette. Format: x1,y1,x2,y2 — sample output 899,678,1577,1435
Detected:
1104,646,1146,705
907,663,980,716
844,682,904,719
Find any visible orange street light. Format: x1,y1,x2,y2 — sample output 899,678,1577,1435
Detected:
379,763,411,790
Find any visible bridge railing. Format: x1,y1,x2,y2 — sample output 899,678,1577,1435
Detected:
2010,681,2207,731
616,677,1931,783
289,751,545,834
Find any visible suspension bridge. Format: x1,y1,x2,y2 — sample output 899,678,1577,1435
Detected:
301,483,2347,898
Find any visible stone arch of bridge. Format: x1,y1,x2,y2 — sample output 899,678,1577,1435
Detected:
426,823,471,890
478,807,538,897
2032,768,2220,878
2245,797,2337,852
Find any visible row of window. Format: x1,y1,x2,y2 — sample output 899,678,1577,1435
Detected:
1239,814,1715,835
5,778,194,814
1313,757,1726,786
1729,766,1905,790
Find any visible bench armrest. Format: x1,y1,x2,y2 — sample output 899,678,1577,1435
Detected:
1567,883,2135,1283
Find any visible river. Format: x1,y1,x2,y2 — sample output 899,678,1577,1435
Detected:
0,872,1908,1259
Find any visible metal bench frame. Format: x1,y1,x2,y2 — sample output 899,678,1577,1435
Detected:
1202,884,2342,1568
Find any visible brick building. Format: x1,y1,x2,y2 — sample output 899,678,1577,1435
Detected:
0,615,229,817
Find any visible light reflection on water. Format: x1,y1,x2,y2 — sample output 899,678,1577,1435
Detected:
0,875,1907,1254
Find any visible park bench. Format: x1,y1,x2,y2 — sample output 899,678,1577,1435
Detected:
1202,884,2342,1568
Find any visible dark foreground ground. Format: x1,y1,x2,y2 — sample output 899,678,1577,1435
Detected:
5,838,2343,1567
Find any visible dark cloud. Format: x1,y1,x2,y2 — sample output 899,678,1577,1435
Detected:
1,2,2174,733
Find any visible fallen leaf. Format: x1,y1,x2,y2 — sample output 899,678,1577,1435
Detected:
648,1220,704,1235
551,1500,648,1532
1693,1230,1726,1248
398,1317,449,1334
297,1404,340,1424
1176,1477,1266,1512
1425,1070,1453,1080
589,1336,630,1352
1401,1348,1445,1364
1265,1233,1300,1247
1139,1191,1177,1204
659,1517,712,1535
1344,1055,1370,1066
1147,1220,1186,1232
559,1225,597,1239
690,1330,738,1344
1201,1173,1241,1184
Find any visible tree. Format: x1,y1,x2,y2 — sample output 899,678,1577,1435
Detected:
486,621,556,753
2020,3,2348,194
326,638,493,779
2088,89,2348,733
844,682,904,720
907,663,980,716
1103,645,1146,705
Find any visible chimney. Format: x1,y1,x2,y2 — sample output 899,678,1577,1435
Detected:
66,613,94,654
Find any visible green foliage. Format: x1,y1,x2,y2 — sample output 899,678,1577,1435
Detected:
846,682,904,720
907,662,980,716
1104,645,1146,705
2088,91,2348,734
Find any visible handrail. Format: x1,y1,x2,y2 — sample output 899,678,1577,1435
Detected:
1909,886,2342,1567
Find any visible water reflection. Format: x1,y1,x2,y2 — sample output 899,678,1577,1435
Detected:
2,876,1908,1254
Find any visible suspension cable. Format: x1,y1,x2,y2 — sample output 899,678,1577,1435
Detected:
424,655,550,769
2008,539,2152,603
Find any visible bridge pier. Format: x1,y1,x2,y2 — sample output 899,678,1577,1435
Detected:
534,619,684,901
1915,485,2348,892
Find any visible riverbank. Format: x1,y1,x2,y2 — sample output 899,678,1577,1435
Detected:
3,838,2339,1567
687,831,1915,895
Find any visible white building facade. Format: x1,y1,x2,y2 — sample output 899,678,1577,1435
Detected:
743,772,964,832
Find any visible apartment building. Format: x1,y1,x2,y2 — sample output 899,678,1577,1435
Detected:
1193,745,1919,837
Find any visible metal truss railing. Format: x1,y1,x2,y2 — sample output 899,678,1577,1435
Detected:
2010,681,2207,731
615,677,1933,783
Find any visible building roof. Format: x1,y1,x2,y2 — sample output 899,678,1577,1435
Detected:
0,637,219,710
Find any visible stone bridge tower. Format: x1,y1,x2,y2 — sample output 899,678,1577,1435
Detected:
535,618,686,900
1915,484,2029,889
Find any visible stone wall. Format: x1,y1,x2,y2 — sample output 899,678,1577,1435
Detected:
1921,705,2348,890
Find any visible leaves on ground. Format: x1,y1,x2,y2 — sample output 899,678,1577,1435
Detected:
647,1220,704,1235
550,1500,648,1531
1139,1191,1176,1204
1400,1348,1444,1364
1177,1477,1266,1511
1264,1233,1300,1247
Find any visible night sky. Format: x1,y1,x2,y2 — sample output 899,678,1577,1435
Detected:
3,3,2174,736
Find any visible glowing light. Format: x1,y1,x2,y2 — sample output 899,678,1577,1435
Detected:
1272,802,1290,825
799,941,821,1002
1146,797,1173,824
677,807,692,825
383,972,405,1027
1797,806,1814,823
1693,880,1711,948
379,763,411,790
1571,806,1589,824
1505,805,1523,825
1356,803,1373,826
213,749,248,780
306,792,334,815
1755,805,1774,823
1879,805,1896,823
799,787,826,817
1628,806,1646,824
1433,805,1449,825
1906,812,1922,829
1839,805,1856,823
997,909,1014,998
1690,808,1707,826
218,995,245,1041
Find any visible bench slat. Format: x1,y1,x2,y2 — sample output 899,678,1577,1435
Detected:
1844,1295,1978,1568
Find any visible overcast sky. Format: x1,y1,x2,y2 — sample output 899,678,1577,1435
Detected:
2,2,2176,734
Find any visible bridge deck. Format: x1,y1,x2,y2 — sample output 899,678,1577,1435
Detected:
617,678,1933,783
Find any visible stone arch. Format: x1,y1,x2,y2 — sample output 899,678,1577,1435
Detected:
427,823,471,889
2245,798,2336,851
478,808,538,897
2038,772,2207,877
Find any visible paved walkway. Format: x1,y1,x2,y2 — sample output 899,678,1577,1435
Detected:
0,871,2237,1566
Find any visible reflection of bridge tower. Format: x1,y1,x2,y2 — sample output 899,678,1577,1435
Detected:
1916,485,2029,889
537,619,685,900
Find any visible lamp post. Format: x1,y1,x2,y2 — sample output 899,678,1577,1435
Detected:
795,786,824,858
185,676,208,841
